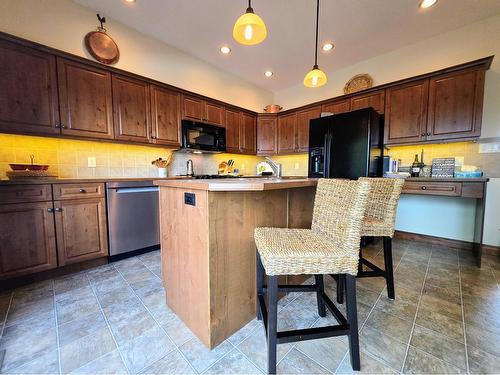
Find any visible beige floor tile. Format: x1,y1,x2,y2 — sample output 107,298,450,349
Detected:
418,294,462,321
54,272,90,295
179,338,233,373
295,336,347,372
70,349,128,375
140,350,195,375
336,350,397,374
109,309,160,344
359,326,407,371
58,311,107,346
403,346,464,374
277,348,328,374
2,349,59,374
374,294,417,321
467,344,500,374
465,323,500,357
415,308,464,342
422,283,461,305
365,309,413,343
204,348,262,374
228,319,260,346
160,316,196,346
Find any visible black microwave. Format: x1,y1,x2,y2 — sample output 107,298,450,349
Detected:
181,120,226,152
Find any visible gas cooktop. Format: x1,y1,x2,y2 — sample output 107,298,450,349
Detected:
192,174,239,179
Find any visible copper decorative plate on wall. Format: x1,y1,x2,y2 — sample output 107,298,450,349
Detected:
343,74,373,94
84,30,119,65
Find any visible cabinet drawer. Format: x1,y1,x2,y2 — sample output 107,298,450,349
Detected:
402,182,462,197
53,183,104,200
0,184,52,204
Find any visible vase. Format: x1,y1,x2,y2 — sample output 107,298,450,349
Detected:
158,168,167,178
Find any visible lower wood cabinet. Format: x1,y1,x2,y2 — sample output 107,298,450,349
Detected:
0,183,108,279
0,201,58,279
54,198,108,266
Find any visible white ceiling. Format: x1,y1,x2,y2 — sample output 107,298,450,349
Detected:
72,0,500,92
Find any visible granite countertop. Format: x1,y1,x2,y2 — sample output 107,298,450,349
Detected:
405,177,489,182
154,177,318,191
0,177,186,186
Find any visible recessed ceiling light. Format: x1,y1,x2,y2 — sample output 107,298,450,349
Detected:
419,0,437,9
264,71,273,77
220,46,231,54
124,0,136,3
322,42,334,52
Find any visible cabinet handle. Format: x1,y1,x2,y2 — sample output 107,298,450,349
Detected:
421,186,427,190
151,135,157,139
421,133,426,137
61,124,66,129
427,132,431,136
79,189,86,193
55,124,61,128
47,208,54,213
55,207,63,212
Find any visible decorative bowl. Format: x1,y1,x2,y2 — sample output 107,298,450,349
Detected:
27,165,49,171
9,164,30,171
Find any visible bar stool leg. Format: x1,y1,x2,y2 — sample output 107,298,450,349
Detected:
314,275,326,317
336,274,345,304
383,237,395,300
256,250,264,320
267,276,278,374
345,274,360,371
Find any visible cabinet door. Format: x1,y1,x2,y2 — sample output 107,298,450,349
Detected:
112,75,151,143
427,69,484,141
57,58,113,139
384,80,429,145
350,90,385,114
151,85,181,146
205,101,225,126
321,99,350,115
296,106,321,152
0,40,60,135
0,202,57,279
182,95,204,121
54,198,108,266
277,113,297,154
240,113,256,155
225,109,241,152
257,115,277,155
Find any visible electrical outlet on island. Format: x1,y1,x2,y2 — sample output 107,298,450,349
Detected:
294,162,300,170
87,156,97,168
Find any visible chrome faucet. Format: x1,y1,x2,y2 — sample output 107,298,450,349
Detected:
186,159,194,177
265,157,282,179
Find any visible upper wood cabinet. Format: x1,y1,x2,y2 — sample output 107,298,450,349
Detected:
182,95,225,126
225,108,241,153
58,58,114,139
427,69,484,141
112,75,151,143
351,90,385,114
54,197,108,266
240,113,256,154
0,201,58,279
321,99,350,115
296,106,321,152
0,40,60,136
277,113,297,154
150,85,181,146
384,80,429,145
257,114,277,155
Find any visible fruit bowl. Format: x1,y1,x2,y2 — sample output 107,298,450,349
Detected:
9,164,30,171
27,165,49,171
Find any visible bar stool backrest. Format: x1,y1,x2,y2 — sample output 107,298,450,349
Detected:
311,179,371,257
358,177,405,237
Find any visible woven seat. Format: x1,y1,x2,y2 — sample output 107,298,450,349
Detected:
254,179,370,374
254,228,359,276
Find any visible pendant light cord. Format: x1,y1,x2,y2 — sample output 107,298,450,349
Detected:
247,0,253,13
314,0,320,67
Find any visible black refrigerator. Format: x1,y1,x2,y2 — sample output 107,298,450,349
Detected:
308,108,383,179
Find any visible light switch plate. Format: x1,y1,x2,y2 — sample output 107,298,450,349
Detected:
87,156,96,168
294,163,300,170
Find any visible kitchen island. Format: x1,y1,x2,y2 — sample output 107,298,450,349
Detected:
154,177,318,348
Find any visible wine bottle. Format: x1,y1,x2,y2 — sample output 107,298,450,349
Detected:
411,154,420,177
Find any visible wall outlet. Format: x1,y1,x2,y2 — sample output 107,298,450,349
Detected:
294,162,300,170
479,142,500,153
241,163,246,170
87,156,96,168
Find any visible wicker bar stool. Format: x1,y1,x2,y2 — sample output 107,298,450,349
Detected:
254,179,370,374
336,177,404,303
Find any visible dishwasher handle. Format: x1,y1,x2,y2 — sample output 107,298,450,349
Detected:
109,187,159,194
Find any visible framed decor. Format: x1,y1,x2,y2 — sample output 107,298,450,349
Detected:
84,14,120,65
344,74,373,94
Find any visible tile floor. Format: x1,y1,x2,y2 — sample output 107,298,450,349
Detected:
0,239,499,374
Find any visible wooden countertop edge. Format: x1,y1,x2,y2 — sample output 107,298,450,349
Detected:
153,179,319,191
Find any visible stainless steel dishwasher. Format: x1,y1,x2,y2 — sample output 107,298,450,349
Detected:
106,180,160,257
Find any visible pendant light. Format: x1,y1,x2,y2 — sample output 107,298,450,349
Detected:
233,0,267,45
304,0,327,88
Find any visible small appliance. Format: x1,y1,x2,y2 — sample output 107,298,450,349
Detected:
181,120,226,152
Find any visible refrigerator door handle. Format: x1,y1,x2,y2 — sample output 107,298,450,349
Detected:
324,132,332,178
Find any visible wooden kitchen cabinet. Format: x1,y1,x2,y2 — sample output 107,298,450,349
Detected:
225,108,241,152
150,85,181,146
296,106,321,152
277,112,297,154
0,201,58,279
321,99,350,115
384,80,429,145
350,90,385,114
0,40,60,136
257,114,277,155
112,75,151,143
427,68,484,141
182,95,225,126
240,113,256,154
54,197,108,266
57,58,114,139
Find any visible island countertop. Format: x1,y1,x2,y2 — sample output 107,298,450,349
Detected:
153,177,318,191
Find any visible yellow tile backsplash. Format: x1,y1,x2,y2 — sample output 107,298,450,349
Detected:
0,134,173,179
